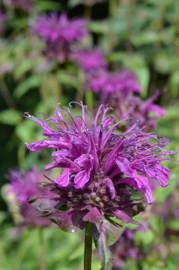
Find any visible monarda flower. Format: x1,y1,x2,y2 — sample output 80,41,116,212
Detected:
85,69,141,94
31,13,88,62
25,102,174,269
74,48,108,73
111,91,165,131
6,166,54,228
86,69,164,130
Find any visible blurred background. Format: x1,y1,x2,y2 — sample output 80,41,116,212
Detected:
0,0,179,269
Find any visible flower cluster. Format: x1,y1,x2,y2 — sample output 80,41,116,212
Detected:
24,102,174,234
7,166,54,227
31,13,88,62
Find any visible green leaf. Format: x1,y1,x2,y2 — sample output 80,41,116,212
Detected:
14,60,34,80
57,71,78,88
0,109,21,125
89,218,124,270
36,0,61,11
170,71,179,97
13,75,41,98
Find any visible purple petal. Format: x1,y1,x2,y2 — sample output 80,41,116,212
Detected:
102,178,115,199
116,157,133,176
55,169,70,187
74,154,91,167
151,105,165,117
25,139,71,152
74,169,91,188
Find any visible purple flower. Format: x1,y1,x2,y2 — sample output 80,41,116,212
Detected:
24,102,175,233
0,9,6,34
113,91,165,131
4,0,34,10
86,68,164,130
31,13,88,62
74,48,108,73
110,228,143,269
86,69,141,93
6,166,54,227
24,102,176,268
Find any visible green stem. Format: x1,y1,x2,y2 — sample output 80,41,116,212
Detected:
39,228,46,270
85,90,94,116
84,227,92,270
109,0,117,17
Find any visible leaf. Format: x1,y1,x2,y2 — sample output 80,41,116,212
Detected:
14,60,34,80
37,0,61,11
88,218,124,270
57,70,78,88
13,75,41,98
0,109,21,125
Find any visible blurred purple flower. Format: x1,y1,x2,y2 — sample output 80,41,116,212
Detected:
31,13,88,62
86,69,141,93
4,0,34,10
111,228,143,269
113,91,165,130
0,9,5,22
0,9,6,34
86,69,164,130
7,166,54,227
24,102,175,234
74,47,108,73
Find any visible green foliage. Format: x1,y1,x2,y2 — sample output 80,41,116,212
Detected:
1,0,179,269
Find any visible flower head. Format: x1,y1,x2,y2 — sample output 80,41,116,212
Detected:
24,102,175,235
74,48,107,73
86,69,141,93
86,69,164,130
113,91,165,130
31,13,88,62
7,166,54,227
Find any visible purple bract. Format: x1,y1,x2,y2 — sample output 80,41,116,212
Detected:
24,102,175,233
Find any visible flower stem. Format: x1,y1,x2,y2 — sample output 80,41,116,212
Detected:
39,228,46,270
84,226,92,270
85,89,94,116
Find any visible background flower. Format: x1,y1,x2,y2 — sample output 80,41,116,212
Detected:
31,13,88,62
6,166,54,228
